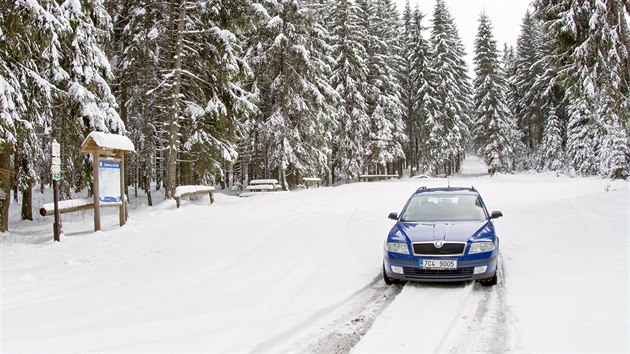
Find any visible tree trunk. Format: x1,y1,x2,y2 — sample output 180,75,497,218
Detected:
13,148,18,201
164,0,186,199
0,143,13,232
279,166,288,191
180,155,192,186
21,183,33,221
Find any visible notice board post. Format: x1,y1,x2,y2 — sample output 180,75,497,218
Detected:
81,132,135,232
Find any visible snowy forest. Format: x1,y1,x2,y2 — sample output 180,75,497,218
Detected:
1,0,629,231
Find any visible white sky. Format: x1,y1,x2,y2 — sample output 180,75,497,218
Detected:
395,0,534,74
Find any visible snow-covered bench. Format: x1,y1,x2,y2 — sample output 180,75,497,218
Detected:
358,174,400,182
175,185,215,208
39,198,122,216
245,179,282,192
303,177,322,188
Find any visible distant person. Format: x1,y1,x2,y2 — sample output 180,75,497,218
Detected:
488,152,500,177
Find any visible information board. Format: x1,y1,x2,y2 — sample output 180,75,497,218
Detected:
98,160,121,203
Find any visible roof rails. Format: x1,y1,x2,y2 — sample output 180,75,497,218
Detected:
415,186,478,194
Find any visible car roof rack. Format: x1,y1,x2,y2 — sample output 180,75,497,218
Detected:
416,186,426,193
471,185,477,192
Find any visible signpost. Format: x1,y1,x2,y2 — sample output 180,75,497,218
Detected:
51,140,62,242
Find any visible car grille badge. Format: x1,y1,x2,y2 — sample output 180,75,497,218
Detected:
434,241,444,248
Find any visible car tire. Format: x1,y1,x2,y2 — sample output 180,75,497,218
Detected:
383,263,397,285
479,272,498,286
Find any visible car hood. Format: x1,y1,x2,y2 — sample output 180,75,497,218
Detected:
395,220,491,242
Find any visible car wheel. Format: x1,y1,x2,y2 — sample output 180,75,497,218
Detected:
383,263,396,285
479,272,497,286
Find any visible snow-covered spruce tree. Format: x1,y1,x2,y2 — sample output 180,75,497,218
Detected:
109,0,165,204
538,104,564,171
55,0,124,197
302,0,339,185
411,7,438,173
501,42,531,170
157,0,259,198
326,0,370,183
534,0,630,178
530,27,568,172
426,0,471,176
565,97,597,175
472,12,519,172
246,0,337,190
400,3,432,174
0,0,70,224
511,10,545,160
399,1,416,171
356,0,406,176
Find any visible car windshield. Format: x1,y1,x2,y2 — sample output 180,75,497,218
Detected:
401,194,486,222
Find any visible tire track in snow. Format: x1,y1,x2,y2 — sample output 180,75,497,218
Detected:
434,256,513,353
251,274,403,353
352,257,513,353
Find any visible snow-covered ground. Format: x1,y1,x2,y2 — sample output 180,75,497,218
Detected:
2,157,628,352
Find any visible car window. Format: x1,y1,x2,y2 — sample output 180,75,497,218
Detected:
401,194,486,222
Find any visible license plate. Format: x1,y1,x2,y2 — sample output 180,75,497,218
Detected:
421,259,457,269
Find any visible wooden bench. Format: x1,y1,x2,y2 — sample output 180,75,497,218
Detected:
303,177,322,188
245,179,282,192
358,174,400,182
39,198,122,216
174,185,215,208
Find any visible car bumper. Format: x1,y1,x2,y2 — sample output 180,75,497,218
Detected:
383,254,498,282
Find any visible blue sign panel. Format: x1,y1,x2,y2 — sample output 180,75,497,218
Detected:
98,160,121,203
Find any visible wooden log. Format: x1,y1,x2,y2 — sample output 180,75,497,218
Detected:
39,201,123,217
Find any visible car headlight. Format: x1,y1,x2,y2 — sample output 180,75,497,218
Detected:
468,241,496,254
386,242,410,255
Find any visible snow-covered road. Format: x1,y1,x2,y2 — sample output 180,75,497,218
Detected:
2,158,628,352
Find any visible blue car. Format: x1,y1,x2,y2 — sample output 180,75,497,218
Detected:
383,186,502,286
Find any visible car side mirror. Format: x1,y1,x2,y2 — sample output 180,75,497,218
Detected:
490,211,503,219
388,212,398,220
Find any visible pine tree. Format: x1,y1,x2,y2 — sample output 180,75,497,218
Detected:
327,0,370,182
411,7,437,172
355,0,406,176
246,0,337,189
472,12,519,172
1,0,69,226
157,0,258,197
565,98,597,175
534,0,630,178
400,3,432,174
538,104,564,171
365,0,405,175
530,28,568,171
512,10,544,157
109,0,164,204
426,0,471,175
399,1,416,171
54,0,124,199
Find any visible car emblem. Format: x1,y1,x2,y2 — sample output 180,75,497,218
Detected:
434,241,444,248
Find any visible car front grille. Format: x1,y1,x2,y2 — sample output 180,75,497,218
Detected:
412,242,466,255
403,267,474,277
